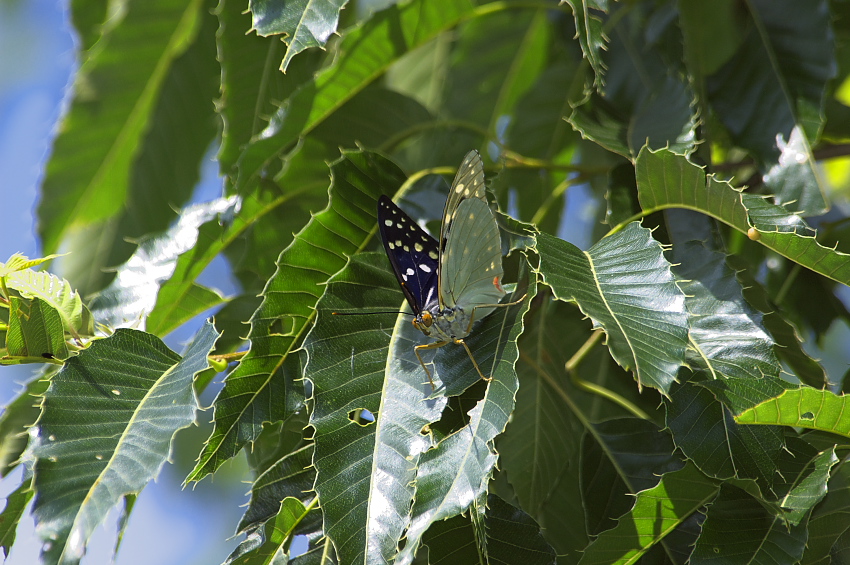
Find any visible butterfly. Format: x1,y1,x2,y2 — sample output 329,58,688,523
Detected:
378,150,516,388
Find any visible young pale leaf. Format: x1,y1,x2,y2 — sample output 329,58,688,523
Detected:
249,0,347,72
4,297,69,363
3,262,94,341
535,224,688,395
578,462,719,565
735,388,850,436
635,147,850,287
30,322,218,565
690,485,807,564
187,151,405,484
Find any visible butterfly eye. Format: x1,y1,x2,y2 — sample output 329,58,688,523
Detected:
420,311,434,327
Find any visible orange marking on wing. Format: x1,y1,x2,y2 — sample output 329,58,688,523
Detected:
493,276,504,293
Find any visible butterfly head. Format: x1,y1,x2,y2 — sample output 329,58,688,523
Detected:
412,311,434,335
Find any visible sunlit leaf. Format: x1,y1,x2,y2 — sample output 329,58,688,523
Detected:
536,224,688,394
30,322,218,565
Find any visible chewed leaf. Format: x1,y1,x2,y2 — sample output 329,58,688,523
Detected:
735,388,850,437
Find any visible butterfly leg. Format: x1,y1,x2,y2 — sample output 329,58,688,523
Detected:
454,338,491,382
464,293,528,334
414,341,449,390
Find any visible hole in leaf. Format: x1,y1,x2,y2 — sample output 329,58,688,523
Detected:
801,412,814,420
349,408,375,426
269,316,293,336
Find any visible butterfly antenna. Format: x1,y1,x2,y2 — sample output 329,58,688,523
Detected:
331,310,413,317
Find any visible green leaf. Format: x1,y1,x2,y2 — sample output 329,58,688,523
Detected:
802,461,850,565
667,375,786,492
670,241,779,380
562,0,608,88
679,0,744,76
582,419,683,536
227,497,309,565
635,147,850,287
776,437,837,526
728,255,827,388
735,388,850,437
577,462,719,565
236,0,476,190
0,476,33,559
217,0,292,174
89,198,235,334
396,276,534,564
249,0,347,72
535,224,688,395
4,297,69,363
304,251,533,565
2,260,94,341
30,322,219,565
422,494,557,565
188,151,406,482
690,485,807,564
38,0,212,254
304,253,449,565
0,376,50,476
706,0,834,215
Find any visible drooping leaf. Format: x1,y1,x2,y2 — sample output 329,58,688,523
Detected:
0,475,33,558
667,375,786,493
535,224,689,395
562,0,608,87
188,151,406,482
775,437,837,526
0,376,50,476
30,322,219,565
801,461,850,565
635,147,850,287
40,0,220,297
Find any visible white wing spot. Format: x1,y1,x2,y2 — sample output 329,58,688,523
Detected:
406,268,415,276
429,251,438,260
490,261,496,270
395,240,402,247
420,264,432,273
402,273,408,281
384,219,393,227
403,245,410,251
414,243,423,252
388,242,395,249
455,183,465,194
396,223,403,229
